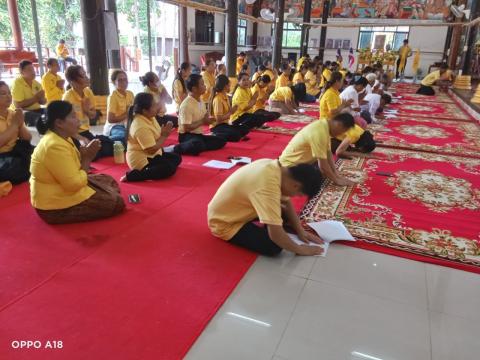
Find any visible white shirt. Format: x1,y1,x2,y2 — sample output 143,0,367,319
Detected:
340,85,359,108
365,84,373,95
361,93,381,121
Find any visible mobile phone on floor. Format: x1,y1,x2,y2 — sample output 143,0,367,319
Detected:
128,194,141,204
376,171,394,177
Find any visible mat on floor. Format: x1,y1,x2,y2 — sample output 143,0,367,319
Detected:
300,147,480,274
389,100,473,121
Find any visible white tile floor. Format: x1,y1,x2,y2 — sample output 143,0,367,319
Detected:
185,244,480,360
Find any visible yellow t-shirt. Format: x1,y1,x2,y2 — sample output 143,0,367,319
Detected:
126,114,162,170
41,71,64,104
293,72,304,84
399,45,411,59
297,56,307,71
421,70,442,86
178,95,206,134
11,76,43,111
269,86,293,102
335,124,364,143
251,84,268,112
279,120,331,166
201,71,215,103
211,93,230,127
56,43,69,58
104,89,134,135
305,70,320,96
207,159,284,240
275,73,290,90
172,79,186,111
63,87,95,132
322,68,332,83
144,85,167,117
29,130,95,210
319,87,341,120
230,87,253,122
0,109,26,153
236,57,244,75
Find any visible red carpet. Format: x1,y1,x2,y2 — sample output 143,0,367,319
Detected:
389,100,473,121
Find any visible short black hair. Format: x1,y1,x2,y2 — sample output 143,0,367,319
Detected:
355,130,376,153
332,112,355,129
19,60,33,71
291,83,306,105
239,52,246,57
403,39,409,44
186,73,203,92
440,63,449,70
258,64,266,72
260,74,271,83
46,58,58,67
381,93,392,104
280,62,290,71
355,76,368,87
362,66,374,75
288,163,323,198
59,39,65,43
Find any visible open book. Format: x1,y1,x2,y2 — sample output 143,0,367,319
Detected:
288,220,355,257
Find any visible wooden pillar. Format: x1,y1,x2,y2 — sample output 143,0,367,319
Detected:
104,0,122,69
300,0,312,57
225,0,238,77
318,0,330,62
7,0,23,50
462,1,480,74
179,6,189,64
80,0,109,95
272,0,285,69
448,0,467,70
30,0,44,75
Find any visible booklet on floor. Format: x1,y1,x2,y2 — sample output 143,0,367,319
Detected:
203,160,236,170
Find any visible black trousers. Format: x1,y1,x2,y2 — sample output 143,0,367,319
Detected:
416,85,435,96
211,123,249,142
360,110,373,124
396,58,407,79
74,130,114,160
230,222,282,256
0,140,34,184
232,109,281,130
156,114,179,128
125,152,182,182
24,108,45,127
176,133,226,156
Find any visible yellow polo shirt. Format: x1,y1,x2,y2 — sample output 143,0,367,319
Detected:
63,87,95,132
104,89,134,135
297,56,307,71
319,87,341,120
236,57,244,74
30,130,95,210
173,79,186,111
0,109,26,153
126,114,162,170
269,87,293,102
322,68,332,83
251,83,268,112
293,72,304,84
276,73,290,90
144,85,167,117
305,70,320,96
207,159,284,240
421,70,442,86
399,45,411,59
279,120,331,166
201,71,215,103
230,87,253,122
11,76,43,111
178,95,206,134
335,124,364,143
56,43,69,58
41,71,64,104
211,93,230,127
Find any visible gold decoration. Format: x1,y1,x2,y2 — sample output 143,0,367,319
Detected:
453,75,472,90
471,84,480,104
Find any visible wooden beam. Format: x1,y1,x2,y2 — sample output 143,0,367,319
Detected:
272,0,285,69
225,0,238,77
300,0,312,57
179,5,189,63
7,0,23,50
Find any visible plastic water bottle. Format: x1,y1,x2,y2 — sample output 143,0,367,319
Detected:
113,141,125,164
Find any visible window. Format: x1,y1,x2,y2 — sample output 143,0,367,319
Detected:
195,10,214,44
272,22,302,49
238,19,247,46
357,26,410,51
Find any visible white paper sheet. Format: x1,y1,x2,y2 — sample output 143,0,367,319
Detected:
203,160,236,170
287,233,327,257
307,220,355,243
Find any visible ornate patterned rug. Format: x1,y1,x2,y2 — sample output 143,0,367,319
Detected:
389,101,472,121
370,117,480,158
300,147,480,273
393,92,454,104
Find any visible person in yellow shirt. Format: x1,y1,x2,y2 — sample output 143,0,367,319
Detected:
331,125,376,157
123,92,181,182
41,58,65,104
296,54,310,71
263,60,277,88
304,63,321,99
319,72,352,120
11,60,46,127
31,100,124,224
176,74,226,155
268,84,305,114
55,39,77,72
172,62,191,112
416,63,453,96
322,61,332,84
141,71,178,127
275,63,291,89
63,65,113,159
215,63,226,77
252,64,266,82
208,159,323,256
292,65,307,85
396,39,412,80
251,74,281,121
209,74,249,142
0,81,33,184
279,112,356,186
201,59,216,103
103,70,134,144
236,52,246,75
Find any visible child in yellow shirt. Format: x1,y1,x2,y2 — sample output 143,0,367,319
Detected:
275,63,291,89
41,58,65,104
0,81,33,184
172,62,191,111
123,93,182,182
141,71,178,127
201,59,216,103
